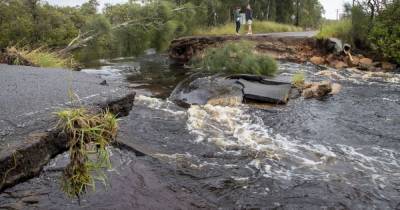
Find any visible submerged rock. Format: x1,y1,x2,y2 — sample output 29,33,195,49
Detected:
382,62,396,72
330,83,342,95
360,58,373,65
302,81,333,99
302,88,315,99
170,76,244,106
359,58,373,70
170,74,293,106
334,61,348,69
310,56,325,65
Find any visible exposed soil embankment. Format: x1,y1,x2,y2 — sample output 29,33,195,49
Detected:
169,34,328,64
169,34,398,72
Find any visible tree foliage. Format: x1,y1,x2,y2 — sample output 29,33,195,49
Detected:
369,0,400,63
344,0,399,62
317,0,399,63
0,0,323,61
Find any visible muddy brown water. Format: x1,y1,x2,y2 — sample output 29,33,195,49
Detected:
1,54,400,209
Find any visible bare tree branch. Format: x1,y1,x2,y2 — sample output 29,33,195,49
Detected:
58,17,164,55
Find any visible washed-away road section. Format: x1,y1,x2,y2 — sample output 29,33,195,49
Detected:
0,64,135,191
169,31,320,63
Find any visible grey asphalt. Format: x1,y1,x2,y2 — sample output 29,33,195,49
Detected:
237,79,292,104
0,64,131,151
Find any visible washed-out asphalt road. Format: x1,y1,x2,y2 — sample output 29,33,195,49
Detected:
0,64,132,152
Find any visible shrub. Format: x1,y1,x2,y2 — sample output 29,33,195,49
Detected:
292,72,305,89
56,108,118,198
350,6,370,49
369,1,400,64
192,41,277,76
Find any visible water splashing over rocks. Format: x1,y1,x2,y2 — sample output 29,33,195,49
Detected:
2,56,400,209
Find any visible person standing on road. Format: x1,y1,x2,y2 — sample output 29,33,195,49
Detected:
245,4,253,35
234,6,241,35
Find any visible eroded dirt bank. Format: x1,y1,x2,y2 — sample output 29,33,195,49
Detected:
169,33,398,72
169,33,321,64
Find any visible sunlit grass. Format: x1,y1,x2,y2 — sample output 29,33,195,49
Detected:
316,19,352,41
55,108,118,199
193,21,302,36
6,47,76,68
292,72,306,89
21,48,75,68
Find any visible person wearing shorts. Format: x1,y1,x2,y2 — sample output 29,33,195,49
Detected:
245,4,253,35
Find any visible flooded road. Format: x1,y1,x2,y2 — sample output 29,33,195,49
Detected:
1,55,400,209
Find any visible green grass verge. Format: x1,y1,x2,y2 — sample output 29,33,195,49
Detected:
5,47,76,68
21,48,75,68
193,21,302,36
291,72,306,89
316,19,352,42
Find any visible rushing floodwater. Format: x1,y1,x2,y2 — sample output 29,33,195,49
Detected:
1,55,400,209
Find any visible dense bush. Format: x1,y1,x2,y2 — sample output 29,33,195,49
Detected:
350,6,370,49
193,41,278,76
369,1,400,63
0,0,323,63
317,1,400,64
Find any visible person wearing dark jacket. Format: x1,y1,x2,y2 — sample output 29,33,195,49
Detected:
234,6,241,35
245,4,253,35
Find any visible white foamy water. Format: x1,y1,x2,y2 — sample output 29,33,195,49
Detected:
186,104,400,185
187,104,337,180
315,68,400,86
135,95,186,116
133,95,400,192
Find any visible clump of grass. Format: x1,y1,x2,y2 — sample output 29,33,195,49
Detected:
316,19,352,42
56,108,118,199
192,41,277,76
292,72,306,89
21,48,76,68
4,47,76,68
193,21,302,35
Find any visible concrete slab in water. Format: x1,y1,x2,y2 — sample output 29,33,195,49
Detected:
237,79,292,104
